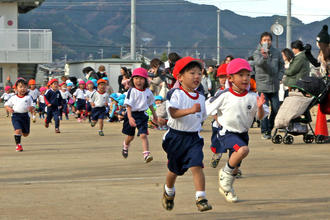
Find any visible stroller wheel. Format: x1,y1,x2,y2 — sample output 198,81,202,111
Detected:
315,135,325,144
272,134,282,144
303,134,314,143
283,135,294,145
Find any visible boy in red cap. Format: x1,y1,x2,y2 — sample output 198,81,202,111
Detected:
162,56,212,212
206,58,268,203
89,79,109,136
44,79,63,133
28,79,40,123
5,78,35,152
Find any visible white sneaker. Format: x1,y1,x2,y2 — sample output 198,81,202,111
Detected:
219,187,238,203
219,168,235,192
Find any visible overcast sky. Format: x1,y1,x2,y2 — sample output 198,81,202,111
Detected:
186,0,330,24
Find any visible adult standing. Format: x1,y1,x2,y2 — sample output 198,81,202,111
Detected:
118,67,129,93
149,58,166,95
253,32,284,139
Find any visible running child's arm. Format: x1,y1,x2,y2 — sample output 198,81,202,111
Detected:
126,105,136,127
4,99,14,113
169,103,200,119
149,104,158,124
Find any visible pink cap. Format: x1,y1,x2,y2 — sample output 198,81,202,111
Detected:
4,86,11,91
39,87,47,92
226,58,252,75
86,80,93,85
132,67,148,79
79,80,86,85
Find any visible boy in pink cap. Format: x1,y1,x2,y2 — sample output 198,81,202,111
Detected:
121,67,158,163
206,58,268,203
1,85,14,117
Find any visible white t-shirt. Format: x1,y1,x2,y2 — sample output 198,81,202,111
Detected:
1,92,14,101
73,88,86,99
124,88,154,112
166,89,207,132
206,88,269,134
5,94,34,113
38,95,45,104
60,90,72,100
85,89,96,100
90,91,109,107
28,89,40,100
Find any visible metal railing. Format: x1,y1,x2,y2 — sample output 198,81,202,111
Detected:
0,29,52,63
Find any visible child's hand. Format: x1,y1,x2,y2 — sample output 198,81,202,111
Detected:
257,93,266,108
58,106,62,109
28,106,34,112
129,117,136,127
191,103,201,113
47,104,52,107
8,107,14,113
152,116,158,126
91,103,95,107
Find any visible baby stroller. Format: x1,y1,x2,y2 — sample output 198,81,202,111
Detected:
272,76,329,145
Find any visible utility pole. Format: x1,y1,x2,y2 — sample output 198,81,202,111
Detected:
98,49,104,59
64,54,67,64
167,41,171,55
286,0,291,48
131,0,136,60
217,9,221,65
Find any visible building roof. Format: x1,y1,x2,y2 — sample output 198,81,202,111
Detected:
68,58,143,65
0,0,45,13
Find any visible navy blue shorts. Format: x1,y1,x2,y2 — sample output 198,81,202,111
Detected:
210,125,221,153
86,102,92,112
38,103,46,113
122,111,148,136
217,128,249,153
91,107,106,121
162,128,204,176
12,113,30,134
76,99,86,110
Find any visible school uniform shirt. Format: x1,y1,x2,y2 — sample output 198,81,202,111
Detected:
38,94,45,104
28,89,40,101
4,94,34,113
1,92,14,102
85,89,96,100
206,88,269,134
166,88,207,132
44,89,62,107
90,91,109,107
124,88,154,112
60,90,72,100
73,88,86,99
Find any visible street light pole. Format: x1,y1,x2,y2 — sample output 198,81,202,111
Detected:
286,0,292,48
131,0,136,60
217,9,221,65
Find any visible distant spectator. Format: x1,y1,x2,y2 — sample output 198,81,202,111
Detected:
96,65,108,80
5,76,13,88
201,68,212,97
118,67,129,93
149,58,165,95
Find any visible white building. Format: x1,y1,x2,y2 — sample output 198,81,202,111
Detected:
0,0,52,88
66,59,142,92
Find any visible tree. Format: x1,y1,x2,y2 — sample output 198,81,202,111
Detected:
160,52,168,62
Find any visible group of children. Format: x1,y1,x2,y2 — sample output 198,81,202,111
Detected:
3,56,268,212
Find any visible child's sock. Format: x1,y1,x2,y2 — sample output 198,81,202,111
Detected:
195,191,206,200
165,184,175,197
14,135,22,145
123,141,129,150
223,162,235,174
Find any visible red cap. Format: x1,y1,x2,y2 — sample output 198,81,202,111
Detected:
217,63,228,76
172,56,202,80
48,78,59,86
59,82,66,87
28,79,36,85
226,58,252,75
97,79,107,85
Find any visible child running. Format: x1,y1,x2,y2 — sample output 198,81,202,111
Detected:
44,79,63,133
205,58,268,203
73,81,86,122
89,79,109,136
161,57,212,212
28,79,40,123
37,87,47,119
1,86,14,117
59,82,72,120
85,80,95,123
121,67,157,163
4,78,35,152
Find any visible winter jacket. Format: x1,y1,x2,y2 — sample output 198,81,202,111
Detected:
253,44,284,93
283,52,310,87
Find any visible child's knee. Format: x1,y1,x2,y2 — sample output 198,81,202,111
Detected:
238,146,249,157
140,133,147,139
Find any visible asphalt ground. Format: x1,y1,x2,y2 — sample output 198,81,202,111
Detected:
0,110,329,220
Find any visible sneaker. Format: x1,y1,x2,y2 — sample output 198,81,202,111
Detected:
16,144,23,152
77,118,82,123
55,128,61,133
32,117,36,123
261,133,271,140
98,130,104,136
162,185,175,211
143,152,153,163
91,121,96,127
218,187,238,203
210,153,222,168
219,168,235,192
196,197,212,212
45,120,49,128
122,148,128,158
